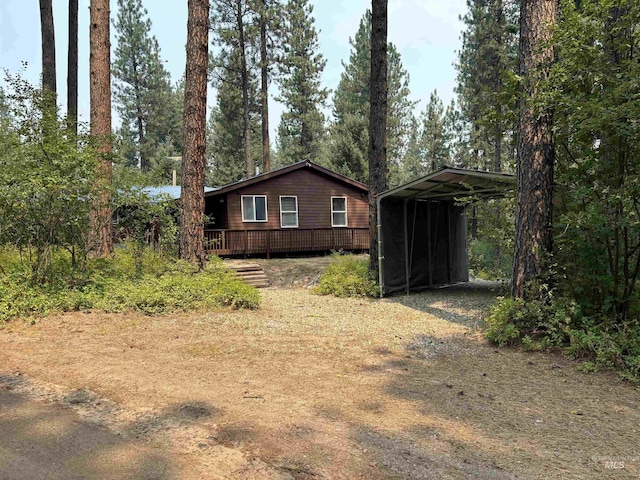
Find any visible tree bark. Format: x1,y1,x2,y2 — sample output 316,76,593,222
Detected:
67,0,78,133
260,0,271,172
511,0,556,299
237,0,253,178
39,0,56,96
89,0,114,257
179,0,209,267
368,0,388,277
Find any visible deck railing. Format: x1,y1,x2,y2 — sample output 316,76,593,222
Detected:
204,228,370,257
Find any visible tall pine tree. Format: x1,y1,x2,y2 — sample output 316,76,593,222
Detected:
455,0,519,172
276,0,328,165
89,0,114,257
329,10,414,184
113,0,176,172
180,0,209,266
207,47,262,186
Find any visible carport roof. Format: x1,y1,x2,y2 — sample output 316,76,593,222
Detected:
379,167,515,201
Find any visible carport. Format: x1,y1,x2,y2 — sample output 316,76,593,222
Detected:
376,167,515,296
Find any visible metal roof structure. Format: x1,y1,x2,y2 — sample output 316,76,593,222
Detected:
378,167,515,201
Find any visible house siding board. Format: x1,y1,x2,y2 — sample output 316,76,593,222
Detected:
218,168,368,230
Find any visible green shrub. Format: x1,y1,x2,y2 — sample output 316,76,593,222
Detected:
0,246,259,322
485,294,640,384
314,254,379,298
468,239,512,280
485,297,526,346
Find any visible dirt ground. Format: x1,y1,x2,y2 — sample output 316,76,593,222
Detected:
1,258,639,479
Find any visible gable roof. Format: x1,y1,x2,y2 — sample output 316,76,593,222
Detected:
204,161,369,196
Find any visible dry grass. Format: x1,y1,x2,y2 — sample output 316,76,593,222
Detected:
1,269,639,479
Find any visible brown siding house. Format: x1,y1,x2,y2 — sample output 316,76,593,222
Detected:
203,161,369,256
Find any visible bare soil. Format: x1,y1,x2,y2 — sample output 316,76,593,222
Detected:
1,259,639,479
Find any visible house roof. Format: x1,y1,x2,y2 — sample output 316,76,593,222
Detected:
142,185,217,200
204,161,369,196
378,167,515,201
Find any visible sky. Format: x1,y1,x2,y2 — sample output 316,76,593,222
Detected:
0,0,466,136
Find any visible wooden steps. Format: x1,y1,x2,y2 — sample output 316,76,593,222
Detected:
225,262,270,288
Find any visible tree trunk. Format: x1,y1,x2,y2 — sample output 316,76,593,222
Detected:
133,65,148,172
237,0,253,178
368,0,388,277
67,0,78,134
39,0,56,96
260,1,271,172
511,0,556,299
492,0,504,174
179,0,209,267
89,0,113,257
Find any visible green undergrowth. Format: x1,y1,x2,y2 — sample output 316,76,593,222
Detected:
0,245,259,322
314,254,379,298
485,296,640,385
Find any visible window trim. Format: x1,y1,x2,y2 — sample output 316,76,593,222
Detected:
241,195,268,223
331,196,348,227
279,195,299,228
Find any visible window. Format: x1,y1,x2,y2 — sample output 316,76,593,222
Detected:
280,196,298,228
241,195,267,222
331,197,348,227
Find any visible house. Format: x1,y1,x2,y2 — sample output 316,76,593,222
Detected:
203,161,370,256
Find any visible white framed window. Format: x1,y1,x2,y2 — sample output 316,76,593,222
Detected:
331,197,348,227
241,195,268,222
279,196,298,228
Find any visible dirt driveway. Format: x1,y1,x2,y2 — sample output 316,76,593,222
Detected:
1,279,639,479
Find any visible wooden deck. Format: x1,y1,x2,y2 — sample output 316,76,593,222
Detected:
204,228,369,257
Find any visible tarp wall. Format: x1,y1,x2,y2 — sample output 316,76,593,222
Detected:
380,198,468,295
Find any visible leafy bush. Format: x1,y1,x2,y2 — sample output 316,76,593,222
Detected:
0,246,259,322
314,254,379,298
468,238,512,280
485,295,640,383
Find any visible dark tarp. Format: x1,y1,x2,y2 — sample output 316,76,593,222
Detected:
380,198,468,295
377,168,515,296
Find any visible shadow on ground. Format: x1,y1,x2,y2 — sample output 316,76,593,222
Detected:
351,332,640,479
387,280,508,328
0,374,222,480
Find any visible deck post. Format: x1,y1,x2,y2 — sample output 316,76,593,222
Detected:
267,230,271,259
311,229,315,251
244,230,248,257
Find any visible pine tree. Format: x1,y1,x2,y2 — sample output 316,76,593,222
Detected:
329,10,414,184
39,0,56,97
180,0,209,266
276,0,328,164
369,0,388,276
89,0,114,257
67,0,78,134
254,0,284,172
419,90,449,172
455,0,519,172
512,0,556,299
207,48,262,186
113,0,174,172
